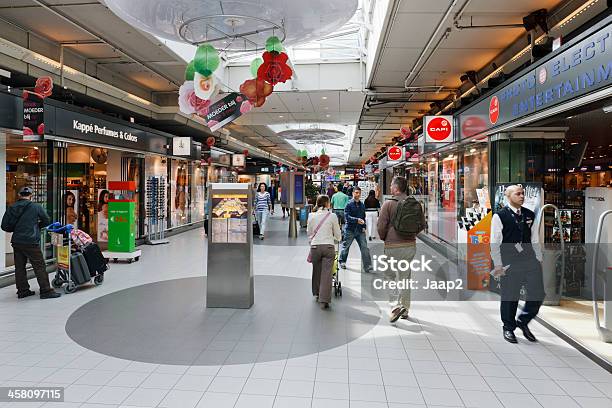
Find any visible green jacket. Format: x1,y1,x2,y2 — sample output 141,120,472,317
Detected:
331,191,350,210
1,199,50,245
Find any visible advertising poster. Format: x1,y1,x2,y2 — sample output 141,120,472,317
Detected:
65,190,79,228
108,201,136,252
493,182,543,214
441,158,456,209
205,93,250,132
294,174,304,205
467,212,492,290
211,194,248,243
97,188,110,242
23,93,44,142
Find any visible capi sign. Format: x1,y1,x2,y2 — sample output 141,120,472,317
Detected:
424,115,453,143
387,146,404,162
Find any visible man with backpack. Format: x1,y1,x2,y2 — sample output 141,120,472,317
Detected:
377,176,425,322
1,187,60,299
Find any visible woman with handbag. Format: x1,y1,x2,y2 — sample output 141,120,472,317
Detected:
307,195,341,309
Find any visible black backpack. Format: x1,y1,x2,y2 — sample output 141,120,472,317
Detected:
390,196,426,235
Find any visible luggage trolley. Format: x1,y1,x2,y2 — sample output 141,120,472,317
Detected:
47,222,103,293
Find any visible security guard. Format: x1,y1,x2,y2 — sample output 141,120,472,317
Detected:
490,185,544,343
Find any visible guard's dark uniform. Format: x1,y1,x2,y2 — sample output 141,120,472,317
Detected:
497,206,545,331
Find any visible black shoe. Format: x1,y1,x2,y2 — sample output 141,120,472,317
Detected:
517,322,537,342
390,306,407,323
40,291,61,299
503,329,518,343
17,290,35,299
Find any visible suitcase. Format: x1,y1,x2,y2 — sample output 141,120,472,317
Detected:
253,221,260,236
81,243,108,276
70,252,91,285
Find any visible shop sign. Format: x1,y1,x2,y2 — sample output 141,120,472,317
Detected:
23,93,44,142
232,154,245,167
459,21,612,139
387,146,404,163
49,106,168,154
205,92,247,132
424,115,453,143
172,137,192,156
217,153,231,166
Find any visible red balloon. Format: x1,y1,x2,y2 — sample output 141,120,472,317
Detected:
206,137,215,147
319,154,330,168
243,149,249,156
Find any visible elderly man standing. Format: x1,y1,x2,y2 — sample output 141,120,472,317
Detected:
491,184,544,344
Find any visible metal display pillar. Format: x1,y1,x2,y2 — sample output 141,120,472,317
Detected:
289,209,298,238
206,183,253,309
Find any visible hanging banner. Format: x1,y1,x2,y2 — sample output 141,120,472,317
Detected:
23,93,44,142
205,92,250,132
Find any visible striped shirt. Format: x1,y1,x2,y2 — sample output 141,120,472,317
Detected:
254,191,271,212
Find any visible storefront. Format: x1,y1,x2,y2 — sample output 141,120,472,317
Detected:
1,92,207,274
415,15,612,363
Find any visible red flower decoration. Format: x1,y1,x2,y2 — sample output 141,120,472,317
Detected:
206,136,216,147
319,154,330,168
37,123,45,135
243,149,249,156
34,76,53,98
23,126,33,135
257,51,292,85
239,78,274,107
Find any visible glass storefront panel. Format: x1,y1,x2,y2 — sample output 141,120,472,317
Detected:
2,131,52,271
170,159,191,227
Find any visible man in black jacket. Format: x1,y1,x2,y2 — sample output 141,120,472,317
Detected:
490,185,543,343
1,187,60,299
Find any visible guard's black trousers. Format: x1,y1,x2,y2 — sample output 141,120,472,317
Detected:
499,262,545,331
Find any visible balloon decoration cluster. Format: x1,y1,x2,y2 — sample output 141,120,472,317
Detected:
240,36,292,108
178,36,293,125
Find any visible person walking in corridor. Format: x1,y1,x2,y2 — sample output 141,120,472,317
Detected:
1,187,60,299
254,182,272,240
339,187,373,273
330,185,350,227
308,195,341,309
364,189,380,241
491,184,544,343
378,177,425,322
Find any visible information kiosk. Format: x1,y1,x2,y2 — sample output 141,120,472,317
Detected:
206,183,254,308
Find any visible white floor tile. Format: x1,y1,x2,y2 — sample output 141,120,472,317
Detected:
241,378,280,396
121,388,168,407
158,389,203,408
195,392,238,408
277,380,313,398
349,383,387,402
87,386,133,405
272,396,311,408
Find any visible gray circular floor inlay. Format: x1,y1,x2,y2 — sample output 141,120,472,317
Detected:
66,276,381,365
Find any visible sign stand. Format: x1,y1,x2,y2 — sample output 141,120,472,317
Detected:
102,181,142,263
207,183,254,308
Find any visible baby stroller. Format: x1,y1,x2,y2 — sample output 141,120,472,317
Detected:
332,243,342,297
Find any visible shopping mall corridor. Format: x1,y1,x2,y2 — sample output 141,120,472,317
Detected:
0,210,611,408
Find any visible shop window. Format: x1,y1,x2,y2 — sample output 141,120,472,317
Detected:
1,132,52,271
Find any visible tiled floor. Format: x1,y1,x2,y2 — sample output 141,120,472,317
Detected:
0,210,611,408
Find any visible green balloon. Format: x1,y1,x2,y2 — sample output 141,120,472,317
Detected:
193,44,220,77
265,36,283,53
185,60,195,81
250,57,263,77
